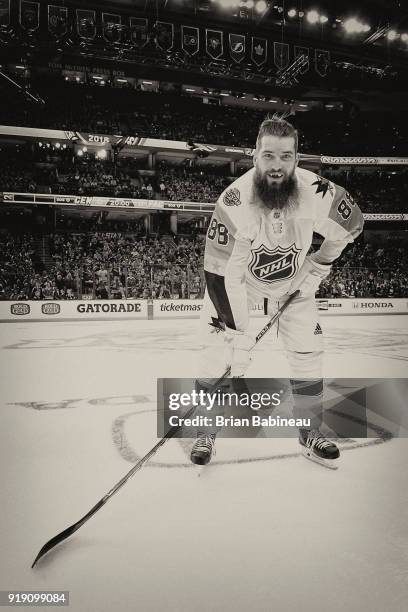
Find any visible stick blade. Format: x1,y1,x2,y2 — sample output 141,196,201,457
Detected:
31,520,82,568
32,499,106,567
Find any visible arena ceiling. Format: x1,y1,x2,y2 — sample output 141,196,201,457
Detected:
2,0,407,108
100,0,408,27
90,0,408,59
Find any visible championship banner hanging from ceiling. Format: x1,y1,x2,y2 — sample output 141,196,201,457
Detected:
0,0,10,26
229,33,246,63
19,0,39,31
251,37,267,67
294,46,310,74
206,29,223,59
48,5,68,36
76,9,96,39
181,25,199,55
155,21,174,51
102,13,122,43
315,49,330,76
273,42,290,70
130,17,149,47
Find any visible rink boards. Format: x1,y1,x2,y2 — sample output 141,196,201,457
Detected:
0,297,407,322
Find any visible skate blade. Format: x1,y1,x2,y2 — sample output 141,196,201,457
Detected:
193,464,206,477
301,447,339,470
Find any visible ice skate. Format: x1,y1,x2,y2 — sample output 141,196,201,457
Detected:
299,428,340,470
190,432,216,467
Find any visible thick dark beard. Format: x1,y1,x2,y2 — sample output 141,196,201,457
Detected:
253,168,298,211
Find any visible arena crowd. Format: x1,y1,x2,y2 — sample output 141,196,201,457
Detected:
0,231,406,301
1,80,407,301
0,145,406,213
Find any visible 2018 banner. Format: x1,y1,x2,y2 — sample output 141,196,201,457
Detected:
48,5,68,36
315,49,330,76
76,9,96,39
182,25,199,55
102,13,122,43
251,37,267,66
274,42,290,70
0,0,10,26
294,46,310,74
206,29,223,59
229,33,246,63
20,0,39,31
130,17,149,47
155,21,174,51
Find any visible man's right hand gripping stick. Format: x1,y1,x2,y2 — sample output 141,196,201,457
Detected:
225,328,254,377
225,290,300,377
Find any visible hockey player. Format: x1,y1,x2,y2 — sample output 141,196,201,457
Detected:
191,116,364,468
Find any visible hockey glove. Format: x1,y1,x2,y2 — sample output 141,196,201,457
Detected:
289,255,331,297
225,328,253,377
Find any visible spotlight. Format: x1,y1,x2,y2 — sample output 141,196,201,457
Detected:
55,142,61,149
362,24,371,33
97,149,107,160
401,32,408,42
343,18,362,34
387,30,398,41
77,149,83,157
247,0,255,7
255,0,268,14
220,0,239,8
306,10,319,24
288,8,297,18
319,15,328,24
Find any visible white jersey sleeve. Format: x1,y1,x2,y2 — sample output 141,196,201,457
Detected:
204,177,257,332
313,180,364,262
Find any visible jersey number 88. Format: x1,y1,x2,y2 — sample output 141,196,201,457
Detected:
337,193,355,221
207,218,229,245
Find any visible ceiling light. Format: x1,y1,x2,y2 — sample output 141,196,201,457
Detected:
255,1,268,14
306,10,320,25
343,18,364,34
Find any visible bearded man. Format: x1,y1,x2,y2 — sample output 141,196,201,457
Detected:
191,116,364,468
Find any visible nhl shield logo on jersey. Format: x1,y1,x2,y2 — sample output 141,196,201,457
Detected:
223,187,241,207
249,243,301,284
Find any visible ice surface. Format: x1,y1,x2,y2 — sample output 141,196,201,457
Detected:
0,316,407,612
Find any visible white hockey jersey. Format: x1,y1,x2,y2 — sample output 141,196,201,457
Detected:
204,166,364,331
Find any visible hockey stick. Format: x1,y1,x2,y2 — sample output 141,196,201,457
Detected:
31,290,299,568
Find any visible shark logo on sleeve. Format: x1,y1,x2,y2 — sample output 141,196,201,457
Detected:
312,176,334,198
